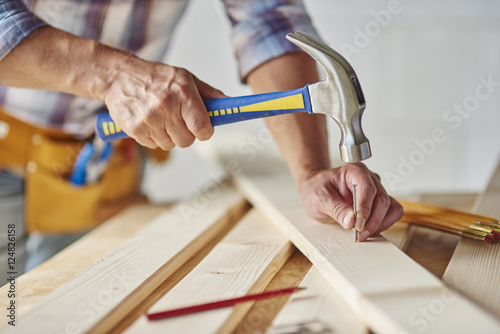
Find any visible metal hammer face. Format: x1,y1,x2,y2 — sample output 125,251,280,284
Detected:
286,31,371,163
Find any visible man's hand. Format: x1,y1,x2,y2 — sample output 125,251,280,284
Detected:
247,53,403,241
0,26,225,149
104,57,226,150
298,163,404,241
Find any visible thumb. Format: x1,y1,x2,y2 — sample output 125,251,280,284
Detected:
305,191,355,230
194,77,227,99
330,201,355,230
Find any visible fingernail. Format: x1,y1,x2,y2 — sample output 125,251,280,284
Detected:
361,218,367,230
359,231,370,242
343,211,355,229
355,215,366,232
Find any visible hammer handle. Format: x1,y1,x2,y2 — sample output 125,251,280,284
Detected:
95,86,312,142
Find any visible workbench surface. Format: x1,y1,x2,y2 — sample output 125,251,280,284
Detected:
0,190,492,334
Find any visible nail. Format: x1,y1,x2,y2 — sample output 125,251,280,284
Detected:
359,231,370,242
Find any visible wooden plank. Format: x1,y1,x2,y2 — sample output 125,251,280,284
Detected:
443,162,500,317
124,209,293,334
268,266,367,334
405,226,461,279
381,222,414,252
107,205,248,334
2,185,249,333
234,167,500,334
0,202,166,323
234,249,312,334
393,194,475,279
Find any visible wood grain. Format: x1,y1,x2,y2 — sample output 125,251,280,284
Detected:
233,249,312,334
0,201,166,323
268,266,367,334
405,226,461,279
1,186,248,334
107,204,247,334
381,222,414,252
234,167,500,334
124,209,293,334
443,162,500,317
396,194,475,279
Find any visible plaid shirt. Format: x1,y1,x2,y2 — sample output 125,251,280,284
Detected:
0,0,318,136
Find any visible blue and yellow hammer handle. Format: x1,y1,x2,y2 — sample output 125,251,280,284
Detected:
96,86,313,142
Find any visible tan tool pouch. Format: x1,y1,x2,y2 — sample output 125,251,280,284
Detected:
0,109,142,234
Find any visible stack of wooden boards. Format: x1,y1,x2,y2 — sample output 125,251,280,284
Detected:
1,158,500,333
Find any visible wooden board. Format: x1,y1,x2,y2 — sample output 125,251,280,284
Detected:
124,209,293,334
234,167,500,334
381,222,414,252
404,226,461,279
443,162,500,317
233,249,312,334
268,266,367,334
2,186,248,334
0,202,166,323
404,194,477,279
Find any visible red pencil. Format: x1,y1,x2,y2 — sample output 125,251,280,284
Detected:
147,286,305,321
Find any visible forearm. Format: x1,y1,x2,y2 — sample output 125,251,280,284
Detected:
0,23,223,149
0,26,131,101
247,52,330,187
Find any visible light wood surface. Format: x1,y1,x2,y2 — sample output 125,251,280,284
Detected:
269,266,367,334
0,202,166,322
2,145,497,333
234,167,500,334
443,162,500,317
233,249,312,334
107,203,249,334
381,222,414,252
401,193,476,279
1,186,248,334
124,209,293,334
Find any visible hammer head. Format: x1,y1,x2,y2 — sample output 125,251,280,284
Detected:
286,31,371,163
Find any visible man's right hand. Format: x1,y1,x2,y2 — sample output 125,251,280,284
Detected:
103,56,226,150
0,26,225,150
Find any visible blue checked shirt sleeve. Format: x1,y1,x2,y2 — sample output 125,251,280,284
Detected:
221,0,320,83
0,0,47,61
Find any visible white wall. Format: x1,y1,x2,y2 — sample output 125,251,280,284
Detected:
143,0,500,201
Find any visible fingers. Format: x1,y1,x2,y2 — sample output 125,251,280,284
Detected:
105,62,217,150
307,187,356,230
299,163,404,243
347,167,379,232
374,197,404,235
299,171,356,230
355,178,390,236
194,76,227,99
345,163,404,241
135,135,158,150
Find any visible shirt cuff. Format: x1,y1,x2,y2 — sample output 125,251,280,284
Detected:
0,0,47,61
228,3,321,83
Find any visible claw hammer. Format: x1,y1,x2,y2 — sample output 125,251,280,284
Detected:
95,31,371,162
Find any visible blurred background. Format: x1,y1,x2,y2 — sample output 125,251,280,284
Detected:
142,0,500,202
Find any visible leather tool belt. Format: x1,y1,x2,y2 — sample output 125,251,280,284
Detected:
0,109,142,234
